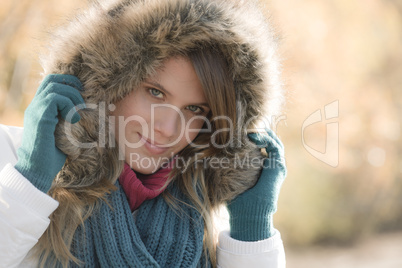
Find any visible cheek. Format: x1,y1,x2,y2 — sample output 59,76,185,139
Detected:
178,117,207,146
114,90,152,119
114,100,152,133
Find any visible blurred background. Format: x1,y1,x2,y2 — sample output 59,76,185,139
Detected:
1,0,401,267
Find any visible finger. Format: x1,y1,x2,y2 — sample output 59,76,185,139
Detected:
47,94,82,124
39,82,86,108
265,128,284,150
247,132,268,147
52,74,82,90
248,131,284,158
62,106,81,124
248,131,283,158
37,74,83,94
248,132,278,151
264,135,282,155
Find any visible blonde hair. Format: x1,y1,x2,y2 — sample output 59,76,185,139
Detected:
171,47,238,265
34,47,262,267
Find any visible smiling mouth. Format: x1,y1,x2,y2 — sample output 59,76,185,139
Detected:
138,133,171,154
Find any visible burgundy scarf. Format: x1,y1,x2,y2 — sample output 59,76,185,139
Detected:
118,162,172,211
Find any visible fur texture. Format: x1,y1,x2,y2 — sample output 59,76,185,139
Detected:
43,0,284,204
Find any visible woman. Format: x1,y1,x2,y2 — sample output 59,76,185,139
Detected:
0,0,286,267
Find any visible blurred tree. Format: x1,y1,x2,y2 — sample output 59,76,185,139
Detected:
0,0,401,249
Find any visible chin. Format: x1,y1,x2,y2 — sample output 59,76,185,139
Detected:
123,149,175,175
127,161,159,175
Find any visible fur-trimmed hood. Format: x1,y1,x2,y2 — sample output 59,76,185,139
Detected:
44,0,284,203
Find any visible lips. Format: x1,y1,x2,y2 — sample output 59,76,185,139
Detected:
138,133,170,155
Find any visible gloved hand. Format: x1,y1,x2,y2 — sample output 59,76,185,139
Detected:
227,129,286,241
14,74,85,193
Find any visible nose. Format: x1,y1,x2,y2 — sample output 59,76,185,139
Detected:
152,106,182,139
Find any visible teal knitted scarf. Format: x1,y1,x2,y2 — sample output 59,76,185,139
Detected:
47,182,209,267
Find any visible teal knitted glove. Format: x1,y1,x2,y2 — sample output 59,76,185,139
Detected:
14,74,85,193
227,129,286,241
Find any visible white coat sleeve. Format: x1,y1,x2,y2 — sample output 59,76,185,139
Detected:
0,125,59,268
216,230,286,267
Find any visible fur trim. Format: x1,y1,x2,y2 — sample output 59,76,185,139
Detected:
43,0,284,203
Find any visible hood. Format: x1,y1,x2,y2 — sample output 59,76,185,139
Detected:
43,0,284,203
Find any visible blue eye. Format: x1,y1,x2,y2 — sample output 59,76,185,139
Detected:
149,88,163,98
187,105,203,114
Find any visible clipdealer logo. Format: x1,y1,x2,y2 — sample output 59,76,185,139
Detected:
301,100,339,167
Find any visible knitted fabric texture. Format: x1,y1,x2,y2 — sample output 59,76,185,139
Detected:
119,163,171,211
15,74,85,193
227,130,287,241
58,182,208,267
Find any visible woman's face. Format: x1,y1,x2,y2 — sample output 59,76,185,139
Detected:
111,57,211,174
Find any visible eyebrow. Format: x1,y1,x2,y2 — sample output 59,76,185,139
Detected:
144,80,210,108
145,80,172,96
